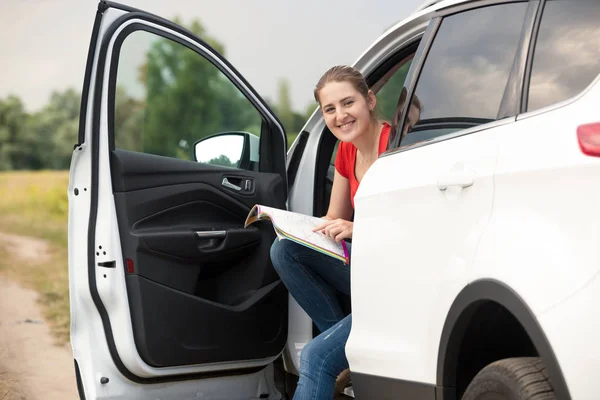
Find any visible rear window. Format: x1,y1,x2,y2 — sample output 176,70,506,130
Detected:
527,0,600,112
396,2,528,147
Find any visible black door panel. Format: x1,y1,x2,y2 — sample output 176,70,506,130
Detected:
111,150,288,368
111,150,286,207
127,276,287,367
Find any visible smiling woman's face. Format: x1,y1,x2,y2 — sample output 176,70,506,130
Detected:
318,81,375,143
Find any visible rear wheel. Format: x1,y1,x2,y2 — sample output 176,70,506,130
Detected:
462,357,556,400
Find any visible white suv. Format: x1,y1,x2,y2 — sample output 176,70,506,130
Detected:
68,0,600,399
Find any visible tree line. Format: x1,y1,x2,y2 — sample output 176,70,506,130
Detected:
0,17,315,171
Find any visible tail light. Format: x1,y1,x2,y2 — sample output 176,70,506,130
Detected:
577,123,600,157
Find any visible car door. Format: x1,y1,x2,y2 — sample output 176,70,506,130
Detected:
344,1,536,396
68,2,289,399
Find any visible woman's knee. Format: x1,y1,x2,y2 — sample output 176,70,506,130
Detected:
299,337,320,375
299,335,346,381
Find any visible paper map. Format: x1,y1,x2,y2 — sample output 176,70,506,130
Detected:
244,204,349,264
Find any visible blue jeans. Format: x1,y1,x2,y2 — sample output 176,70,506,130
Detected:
270,239,352,400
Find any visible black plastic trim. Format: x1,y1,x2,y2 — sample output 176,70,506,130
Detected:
87,3,279,384
286,130,309,188
313,127,336,218
497,1,540,119
102,0,137,13
74,359,86,400
351,372,436,400
365,39,422,89
392,18,441,149
76,5,104,145
521,0,547,113
437,279,570,400
88,4,140,382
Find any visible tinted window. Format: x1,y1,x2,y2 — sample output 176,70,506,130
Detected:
527,0,600,112
114,30,262,168
396,2,528,147
374,55,414,123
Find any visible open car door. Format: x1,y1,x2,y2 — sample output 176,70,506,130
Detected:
68,2,289,399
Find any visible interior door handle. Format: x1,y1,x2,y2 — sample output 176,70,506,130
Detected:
437,171,475,191
195,230,227,239
222,177,242,191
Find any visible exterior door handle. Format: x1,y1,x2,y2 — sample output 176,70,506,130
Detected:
437,171,474,191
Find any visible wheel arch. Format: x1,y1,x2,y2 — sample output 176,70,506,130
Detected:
436,279,571,400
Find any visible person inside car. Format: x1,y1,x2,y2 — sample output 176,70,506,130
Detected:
270,65,422,399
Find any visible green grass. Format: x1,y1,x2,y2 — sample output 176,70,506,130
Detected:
0,171,70,344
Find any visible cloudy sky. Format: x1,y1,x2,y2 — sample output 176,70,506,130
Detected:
1,0,423,113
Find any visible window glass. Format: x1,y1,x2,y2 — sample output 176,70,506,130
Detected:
374,56,414,123
114,30,262,168
397,2,529,148
527,0,600,112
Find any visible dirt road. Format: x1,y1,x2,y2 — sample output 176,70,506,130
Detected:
0,232,78,400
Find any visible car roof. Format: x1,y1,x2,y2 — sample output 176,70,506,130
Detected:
393,0,473,34
351,0,485,70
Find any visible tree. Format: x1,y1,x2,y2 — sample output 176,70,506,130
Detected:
114,86,146,152
137,17,261,159
276,78,295,134
0,16,318,169
207,154,235,168
0,96,29,170
28,89,81,169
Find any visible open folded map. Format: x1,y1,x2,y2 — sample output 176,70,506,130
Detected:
244,204,350,264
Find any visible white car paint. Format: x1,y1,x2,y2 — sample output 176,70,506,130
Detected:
346,37,600,399
346,117,504,382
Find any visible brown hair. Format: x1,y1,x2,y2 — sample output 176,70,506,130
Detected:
313,65,370,104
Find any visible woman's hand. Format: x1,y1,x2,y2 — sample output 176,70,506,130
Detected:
313,218,353,242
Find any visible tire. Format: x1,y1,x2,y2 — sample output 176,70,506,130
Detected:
462,357,557,400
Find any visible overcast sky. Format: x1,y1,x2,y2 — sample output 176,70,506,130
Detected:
1,0,423,113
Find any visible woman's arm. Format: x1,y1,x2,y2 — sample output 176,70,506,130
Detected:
325,170,354,221
314,170,354,242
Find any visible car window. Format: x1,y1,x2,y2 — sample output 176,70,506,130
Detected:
395,2,529,148
373,55,414,124
113,30,263,169
527,0,600,112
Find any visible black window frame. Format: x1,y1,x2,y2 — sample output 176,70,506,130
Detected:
385,0,542,153
521,0,547,113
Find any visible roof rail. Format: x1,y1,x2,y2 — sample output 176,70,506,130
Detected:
415,0,444,12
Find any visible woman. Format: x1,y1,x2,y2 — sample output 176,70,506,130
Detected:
270,65,420,399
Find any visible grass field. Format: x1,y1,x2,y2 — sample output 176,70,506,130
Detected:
0,170,70,344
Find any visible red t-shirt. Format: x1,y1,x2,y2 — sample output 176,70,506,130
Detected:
334,122,391,208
